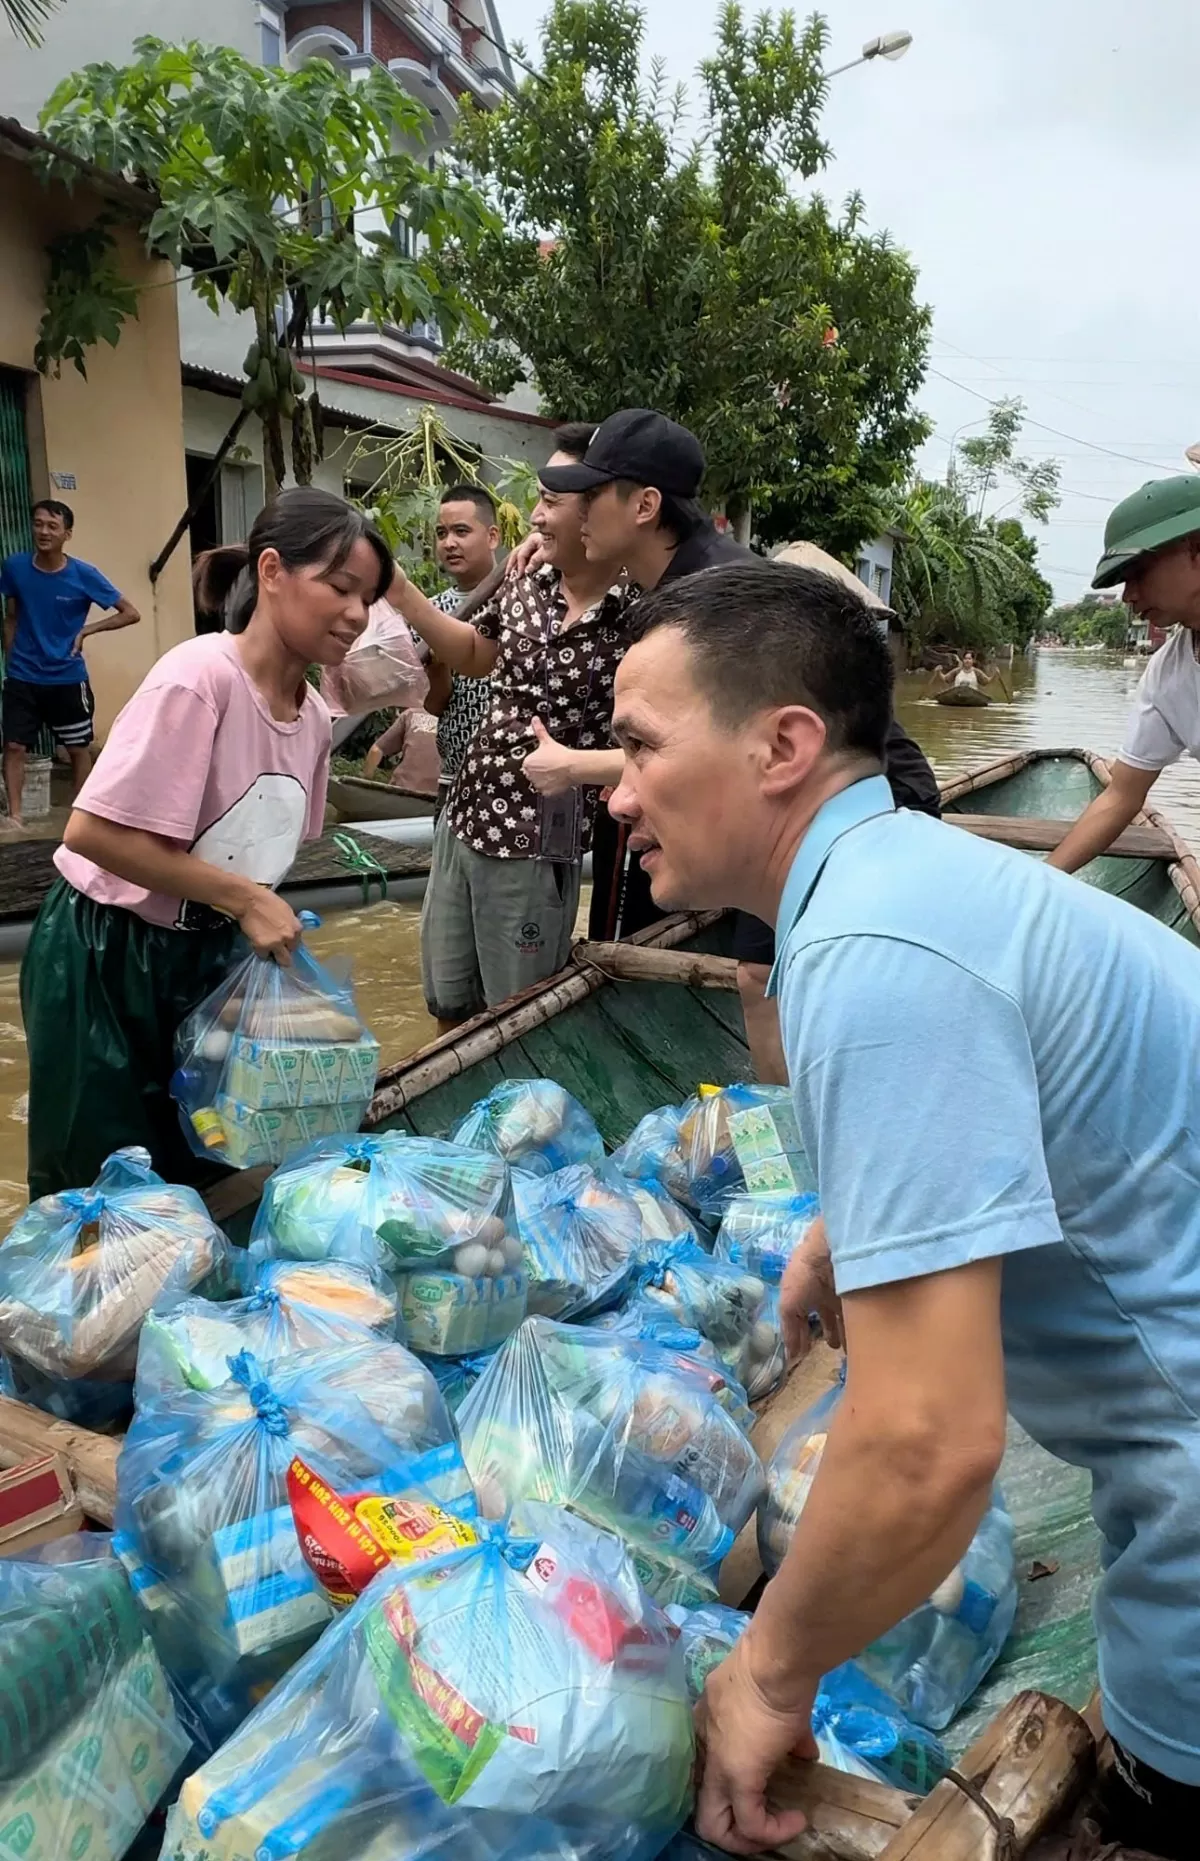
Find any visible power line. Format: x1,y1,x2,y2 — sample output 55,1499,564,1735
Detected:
931,334,1116,425
446,1,544,85
925,368,1183,475
936,350,1200,368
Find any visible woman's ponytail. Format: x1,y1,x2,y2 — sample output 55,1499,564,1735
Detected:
193,545,254,630
193,489,391,636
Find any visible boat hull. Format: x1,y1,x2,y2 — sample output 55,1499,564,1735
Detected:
327,775,433,822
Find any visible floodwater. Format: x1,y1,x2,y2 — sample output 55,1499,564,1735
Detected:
0,647,1197,1218
895,650,1200,841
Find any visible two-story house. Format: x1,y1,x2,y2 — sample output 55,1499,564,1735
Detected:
1,1,552,558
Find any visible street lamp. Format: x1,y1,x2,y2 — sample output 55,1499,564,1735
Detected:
824,30,914,80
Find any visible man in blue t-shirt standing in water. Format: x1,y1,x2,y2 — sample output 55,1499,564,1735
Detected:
0,500,139,827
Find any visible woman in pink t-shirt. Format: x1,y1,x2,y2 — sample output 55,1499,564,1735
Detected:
20,487,392,1198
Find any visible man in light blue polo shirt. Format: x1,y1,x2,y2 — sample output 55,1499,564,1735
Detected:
608,557,1200,1860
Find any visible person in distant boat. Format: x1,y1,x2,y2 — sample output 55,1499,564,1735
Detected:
925,650,1003,696
1050,477,1200,874
608,558,1200,1861
21,489,388,1198
362,705,441,798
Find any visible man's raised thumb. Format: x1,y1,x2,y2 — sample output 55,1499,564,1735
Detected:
531,716,550,743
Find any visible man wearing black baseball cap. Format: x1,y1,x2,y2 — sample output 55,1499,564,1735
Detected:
532,408,940,1084
538,408,746,588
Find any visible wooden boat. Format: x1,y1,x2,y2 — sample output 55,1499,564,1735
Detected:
935,683,990,707
327,773,434,822
3,748,1198,1856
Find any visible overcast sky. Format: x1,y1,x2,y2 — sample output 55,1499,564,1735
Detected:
497,0,1200,600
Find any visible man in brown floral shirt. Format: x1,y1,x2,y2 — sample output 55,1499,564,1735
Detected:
389,427,633,1028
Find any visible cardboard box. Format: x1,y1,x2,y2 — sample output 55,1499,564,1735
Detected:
0,1453,83,1557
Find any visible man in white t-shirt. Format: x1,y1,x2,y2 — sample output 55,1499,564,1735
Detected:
1051,476,1200,873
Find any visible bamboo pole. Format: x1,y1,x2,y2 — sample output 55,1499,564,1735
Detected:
0,1394,119,1525
937,750,1037,806
367,910,724,1120
573,943,740,990
878,1691,1094,1858
1080,750,1200,940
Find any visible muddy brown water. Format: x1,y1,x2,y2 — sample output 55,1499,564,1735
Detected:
0,649,1195,1218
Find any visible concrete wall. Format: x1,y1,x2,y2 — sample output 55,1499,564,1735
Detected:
0,0,260,125
853,534,896,608
0,155,193,736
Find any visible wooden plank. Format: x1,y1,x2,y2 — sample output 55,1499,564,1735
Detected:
0,1394,119,1525
768,1764,918,1859
879,1690,1094,1858
719,1343,842,1606
595,981,753,1100
948,814,1175,859
574,943,740,990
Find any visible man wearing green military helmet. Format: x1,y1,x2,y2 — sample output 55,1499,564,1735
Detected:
1050,476,1200,874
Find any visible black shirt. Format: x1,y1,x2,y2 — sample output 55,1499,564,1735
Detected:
588,524,940,944
659,523,751,580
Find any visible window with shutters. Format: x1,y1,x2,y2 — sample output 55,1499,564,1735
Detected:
0,370,33,568
0,370,34,682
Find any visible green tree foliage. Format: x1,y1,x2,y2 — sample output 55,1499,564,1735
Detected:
35,38,492,489
3,0,58,47
888,487,1055,658
1050,597,1132,650
955,397,1062,524
442,0,930,548
888,401,1058,658
991,517,1055,652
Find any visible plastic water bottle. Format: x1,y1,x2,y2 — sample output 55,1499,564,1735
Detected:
860,1498,1018,1730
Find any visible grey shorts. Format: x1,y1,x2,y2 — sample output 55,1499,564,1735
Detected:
420,814,583,1020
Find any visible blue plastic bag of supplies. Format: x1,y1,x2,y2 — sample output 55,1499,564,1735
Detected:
604,1167,712,1262
661,1602,949,1796
758,1381,1018,1730
458,1317,764,1606
161,1506,694,1861
423,1348,497,1415
673,1085,814,1218
0,1535,191,1860
612,1087,813,1222
715,1191,820,1284
634,1241,786,1401
250,1132,527,1356
115,1340,473,1752
452,1079,605,1179
609,1106,689,1204
135,1258,401,1403
171,937,380,1171
514,1165,642,1321
587,1304,754,1435
0,1147,228,1426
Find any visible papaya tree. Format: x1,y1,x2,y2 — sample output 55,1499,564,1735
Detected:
35,37,494,491
347,405,537,588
